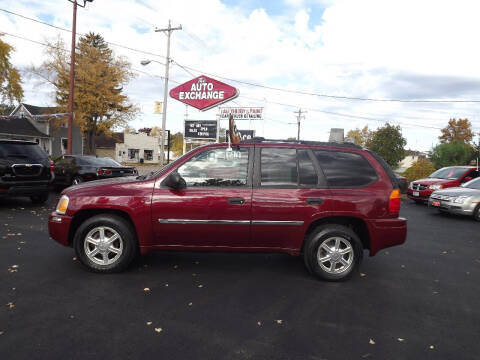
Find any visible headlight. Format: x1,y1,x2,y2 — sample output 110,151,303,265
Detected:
453,196,469,204
429,184,443,190
409,182,413,189
56,195,69,214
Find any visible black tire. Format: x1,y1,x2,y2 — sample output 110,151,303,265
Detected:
73,214,138,273
303,224,363,281
71,175,83,185
473,205,480,221
30,192,49,204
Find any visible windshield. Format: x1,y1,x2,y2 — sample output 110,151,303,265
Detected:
463,177,480,189
79,157,122,167
144,147,201,180
428,167,467,180
0,143,47,160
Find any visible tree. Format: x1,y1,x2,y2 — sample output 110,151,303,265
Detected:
367,124,406,168
33,33,138,154
169,132,184,156
430,141,473,169
439,118,474,144
346,126,373,147
138,127,152,135
403,158,435,183
0,36,23,105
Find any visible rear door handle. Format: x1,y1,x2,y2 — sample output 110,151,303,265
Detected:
228,197,245,205
306,198,323,205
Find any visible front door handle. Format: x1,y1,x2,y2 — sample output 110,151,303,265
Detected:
306,198,323,205
228,197,245,205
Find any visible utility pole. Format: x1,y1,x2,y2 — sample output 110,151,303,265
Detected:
293,109,306,141
67,0,93,155
155,20,182,165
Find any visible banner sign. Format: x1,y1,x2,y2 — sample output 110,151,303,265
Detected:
226,129,255,141
219,107,263,120
184,120,217,139
170,75,239,111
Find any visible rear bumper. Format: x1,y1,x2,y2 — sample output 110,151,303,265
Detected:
368,217,407,256
48,212,72,246
0,183,50,197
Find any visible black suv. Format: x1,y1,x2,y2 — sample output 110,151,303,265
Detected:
0,139,53,203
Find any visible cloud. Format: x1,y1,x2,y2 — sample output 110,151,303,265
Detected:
1,0,480,152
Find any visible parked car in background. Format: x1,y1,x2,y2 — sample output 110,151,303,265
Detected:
407,166,479,203
53,155,137,187
49,139,407,281
429,177,480,221
395,173,407,194
0,139,54,203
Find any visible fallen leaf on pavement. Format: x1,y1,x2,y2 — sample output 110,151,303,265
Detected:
397,338,404,342
369,339,375,345
429,345,435,350
198,284,203,288
360,273,366,277
146,322,152,326
165,283,169,287
275,320,283,324
155,328,163,333
72,257,77,261
144,287,150,292
7,302,14,309
257,321,262,326
174,265,178,269
188,302,192,306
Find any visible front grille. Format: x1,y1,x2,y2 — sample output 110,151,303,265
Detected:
430,194,452,202
412,183,427,191
11,164,43,177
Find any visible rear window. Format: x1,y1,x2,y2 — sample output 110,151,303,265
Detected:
314,150,378,188
428,167,469,180
0,143,47,160
261,148,297,186
79,157,122,167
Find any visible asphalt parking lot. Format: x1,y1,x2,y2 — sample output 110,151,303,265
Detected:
0,192,479,360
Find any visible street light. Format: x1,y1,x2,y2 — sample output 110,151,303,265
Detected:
66,0,94,155
141,58,169,166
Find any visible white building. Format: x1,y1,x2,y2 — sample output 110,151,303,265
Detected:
115,132,169,164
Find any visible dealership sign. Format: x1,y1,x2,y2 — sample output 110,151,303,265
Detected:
225,129,255,140
170,75,239,111
184,120,217,139
219,107,263,120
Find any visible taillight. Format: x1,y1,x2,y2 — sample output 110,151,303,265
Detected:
389,188,401,214
49,160,54,174
97,169,111,176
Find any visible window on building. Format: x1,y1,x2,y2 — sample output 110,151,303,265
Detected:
144,149,153,161
61,138,68,154
128,149,139,160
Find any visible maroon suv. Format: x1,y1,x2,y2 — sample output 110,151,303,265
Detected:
49,139,407,281
407,166,479,203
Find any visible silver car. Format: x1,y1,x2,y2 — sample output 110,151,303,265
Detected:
429,177,480,221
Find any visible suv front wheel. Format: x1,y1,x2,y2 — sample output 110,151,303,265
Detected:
73,214,138,273
304,224,363,281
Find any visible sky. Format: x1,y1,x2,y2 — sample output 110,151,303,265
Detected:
1,0,480,151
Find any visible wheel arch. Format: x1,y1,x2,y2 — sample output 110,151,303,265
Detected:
302,216,370,252
68,208,138,246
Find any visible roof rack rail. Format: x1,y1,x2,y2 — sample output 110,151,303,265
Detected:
240,137,362,149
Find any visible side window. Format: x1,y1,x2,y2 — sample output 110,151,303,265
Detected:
466,169,479,179
313,150,378,188
298,149,318,186
177,148,249,187
261,148,297,186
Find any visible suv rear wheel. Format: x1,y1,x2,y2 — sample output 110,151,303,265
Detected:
73,214,138,273
303,224,363,281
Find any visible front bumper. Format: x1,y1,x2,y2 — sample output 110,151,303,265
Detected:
368,217,407,256
428,198,476,216
407,188,433,202
0,183,50,197
48,212,73,246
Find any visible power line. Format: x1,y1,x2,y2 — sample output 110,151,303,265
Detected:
0,7,167,61
3,7,480,104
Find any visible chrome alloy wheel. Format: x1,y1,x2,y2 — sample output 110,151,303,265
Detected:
317,236,354,274
84,226,123,266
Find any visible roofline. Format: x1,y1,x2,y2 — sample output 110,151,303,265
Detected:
239,137,362,149
0,139,39,145
0,132,49,138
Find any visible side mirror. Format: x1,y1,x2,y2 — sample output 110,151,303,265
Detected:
161,171,186,190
